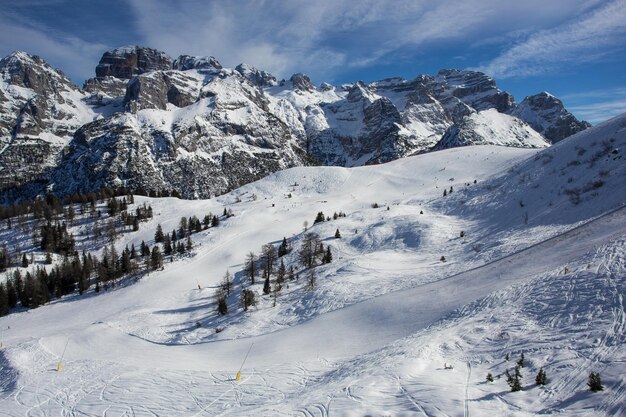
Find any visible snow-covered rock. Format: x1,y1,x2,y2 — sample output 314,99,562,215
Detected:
510,91,591,143
434,109,549,150
0,48,591,199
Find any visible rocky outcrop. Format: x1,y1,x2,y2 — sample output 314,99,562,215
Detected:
123,69,208,111
0,52,94,189
95,46,172,79
436,69,515,113
0,48,591,200
173,55,222,71
434,109,549,150
83,76,127,99
290,73,314,91
235,63,277,87
510,92,591,143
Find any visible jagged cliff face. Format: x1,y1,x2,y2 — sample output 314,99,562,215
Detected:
0,52,95,189
510,92,591,143
0,46,590,199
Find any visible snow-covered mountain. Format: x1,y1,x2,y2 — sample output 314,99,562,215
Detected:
0,46,590,199
0,111,623,416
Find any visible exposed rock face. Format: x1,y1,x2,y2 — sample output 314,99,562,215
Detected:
123,70,203,111
510,92,591,143
45,74,310,199
95,46,172,79
434,109,549,150
173,55,222,71
83,76,127,99
436,69,515,113
235,63,277,87
0,52,94,189
290,73,314,91
0,48,590,200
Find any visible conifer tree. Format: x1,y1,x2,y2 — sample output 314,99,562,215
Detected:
150,246,163,270
217,290,228,315
163,234,173,256
335,228,341,238
587,372,603,392
241,288,256,311
276,259,286,283
486,373,494,382
535,368,547,386
154,224,164,243
263,273,271,295
277,237,289,257
261,243,277,278
0,283,9,316
245,252,257,284
323,246,333,264
221,270,232,296
517,352,525,367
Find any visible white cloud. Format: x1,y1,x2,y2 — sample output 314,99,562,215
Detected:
127,0,604,82
0,15,108,84
563,87,626,124
478,0,626,78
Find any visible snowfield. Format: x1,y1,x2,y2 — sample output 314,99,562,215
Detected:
0,114,624,416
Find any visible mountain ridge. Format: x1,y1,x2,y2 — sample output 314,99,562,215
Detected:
0,46,591,199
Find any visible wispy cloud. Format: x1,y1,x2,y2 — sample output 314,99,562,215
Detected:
0,14,108,84
478,0,626,78
563,87,626,124
127,0,602,82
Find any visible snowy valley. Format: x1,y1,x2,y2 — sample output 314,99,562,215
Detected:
0,109,624,416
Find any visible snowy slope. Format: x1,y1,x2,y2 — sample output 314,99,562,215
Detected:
0,115,624,416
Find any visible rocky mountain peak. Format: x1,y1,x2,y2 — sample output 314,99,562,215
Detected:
235,63,277,87
510,92,591,143
95,46,173,79
436,69,515,112
290,73,314,91
0,51,74,93
173,55,222,71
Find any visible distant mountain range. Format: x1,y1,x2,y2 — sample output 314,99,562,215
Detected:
0,46,590,199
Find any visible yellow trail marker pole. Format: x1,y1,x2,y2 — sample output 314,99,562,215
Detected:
56,338,69,372
235,342,254,382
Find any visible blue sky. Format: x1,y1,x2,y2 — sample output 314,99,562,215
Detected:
1,0,625,124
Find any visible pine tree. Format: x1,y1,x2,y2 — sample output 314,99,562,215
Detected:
245,252,257,284
21,253,29,268
486,373,494,382
314,211,325,224
0,283,9,316
211,216,220,227
241,288,256,311
261,243,276,278
443,189,447,197
277,237,289,257
307,267,316,289
163,234,173,255
186,235,193,251
335,228,341,238
221,270,232,296
323,246,332,264
535,368,547,386
263,273,271,295
587,372,603,392
217,291,228,315
150,247,163,270
154,224,164,243
276,259,286,283
299,233,321,269
517,352,525,368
